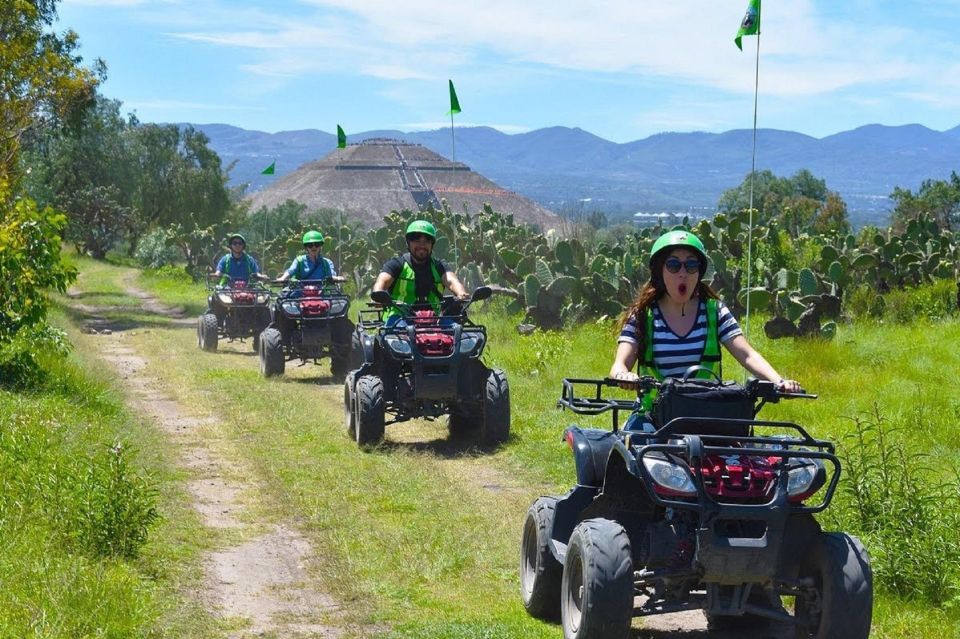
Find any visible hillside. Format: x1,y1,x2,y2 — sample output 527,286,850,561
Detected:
192,122,960,228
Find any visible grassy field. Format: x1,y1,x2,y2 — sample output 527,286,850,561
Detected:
7,255,957,638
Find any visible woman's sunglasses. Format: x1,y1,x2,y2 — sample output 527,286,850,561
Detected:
664,257,701,274
304,242,322,248
230,240,244,246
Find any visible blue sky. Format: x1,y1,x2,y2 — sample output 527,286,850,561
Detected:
57,0,960,143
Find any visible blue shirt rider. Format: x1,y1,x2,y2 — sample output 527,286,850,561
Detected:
214,233,269,284
276,230,341,293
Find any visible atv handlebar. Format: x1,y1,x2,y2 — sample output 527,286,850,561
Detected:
368,285,491,318
604,375,817,401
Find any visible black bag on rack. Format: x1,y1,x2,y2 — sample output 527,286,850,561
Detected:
651,376,755,436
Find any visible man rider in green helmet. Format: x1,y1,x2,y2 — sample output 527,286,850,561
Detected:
277,230,340,283
610,229,800,426
372,219,469,326
213,233,270,285
209,233,270,321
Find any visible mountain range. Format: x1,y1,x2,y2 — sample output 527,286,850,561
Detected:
192,122,960,228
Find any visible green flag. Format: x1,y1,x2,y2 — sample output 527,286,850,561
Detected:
261,161,275,175
734,0,760,51
337,124,346,148
446,79,461,115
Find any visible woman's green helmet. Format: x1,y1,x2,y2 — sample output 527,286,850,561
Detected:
302,230,324,245
227,232,246,245
649,230,707,274
405,220,437,241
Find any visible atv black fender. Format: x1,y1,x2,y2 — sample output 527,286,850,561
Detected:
355,330,376,365
564,426,638,487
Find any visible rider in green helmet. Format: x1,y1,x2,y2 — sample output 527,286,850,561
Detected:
277,230,341,283
208,232,270,321
213,233,270,284
609,229,800,424
372,219,469,326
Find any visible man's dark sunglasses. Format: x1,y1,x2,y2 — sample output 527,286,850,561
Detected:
406,233,432,242
664,257,701,274
304,242,322,248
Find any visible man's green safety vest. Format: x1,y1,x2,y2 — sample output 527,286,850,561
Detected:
385,255,444,322
638,297,722,410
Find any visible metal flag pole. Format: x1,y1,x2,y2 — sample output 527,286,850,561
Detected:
450,110,456,167
744,3,762,350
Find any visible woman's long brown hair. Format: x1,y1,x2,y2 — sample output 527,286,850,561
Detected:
619,251,719,360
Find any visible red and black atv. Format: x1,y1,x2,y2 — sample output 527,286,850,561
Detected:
520,372,872,639
344,286,509,447
258,278,354,379
197,274,272,353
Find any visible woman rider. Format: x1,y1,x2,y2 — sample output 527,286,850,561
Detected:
610,230,800,417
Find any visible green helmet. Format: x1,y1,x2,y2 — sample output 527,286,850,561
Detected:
302,230,324,245
227,233,246,245
405,220,437,241
649,230,707,273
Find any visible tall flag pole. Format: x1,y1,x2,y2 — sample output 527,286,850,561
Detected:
336,124,346,167
260,159,276,270
446,80,461,167
735,0,761,346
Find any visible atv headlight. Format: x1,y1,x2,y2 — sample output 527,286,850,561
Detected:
458,332,485,354
384,334,411,356
217,293,233,304
256,293,270,304
327,299,347,315
787,458,818,496
282,301,301,315
642,456,697,496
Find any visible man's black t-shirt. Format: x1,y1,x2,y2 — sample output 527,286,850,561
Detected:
381,253,449,303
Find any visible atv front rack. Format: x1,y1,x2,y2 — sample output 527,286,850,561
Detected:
558,377,841,512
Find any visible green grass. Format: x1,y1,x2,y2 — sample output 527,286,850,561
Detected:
0,310,222,638
30,257,959,638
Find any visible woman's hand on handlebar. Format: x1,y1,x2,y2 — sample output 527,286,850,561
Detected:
612,370,640,390
777,378,802,393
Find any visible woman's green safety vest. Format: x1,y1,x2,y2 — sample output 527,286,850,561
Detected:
385,256,444,322
292,254,331,280
638,297,722,410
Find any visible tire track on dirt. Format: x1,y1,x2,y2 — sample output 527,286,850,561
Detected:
68,277,342,639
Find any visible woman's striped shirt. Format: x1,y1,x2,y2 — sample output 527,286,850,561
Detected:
618,298,742,378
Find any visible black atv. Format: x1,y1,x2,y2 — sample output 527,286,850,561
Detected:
197,274,272,353
520,372,872,639
344,286,509,447
258,277,354,379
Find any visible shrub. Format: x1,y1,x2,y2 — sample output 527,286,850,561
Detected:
133,227,179,269
884,279,956,324
0,186,76,385
826,404,960,605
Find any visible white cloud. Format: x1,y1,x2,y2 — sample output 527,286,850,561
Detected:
159,0,948,102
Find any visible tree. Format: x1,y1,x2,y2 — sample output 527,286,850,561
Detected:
890,172,960,231
0,0,98,382
718,169,848,235
0,0,101,190
27,96,136,258
129,124,232,261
